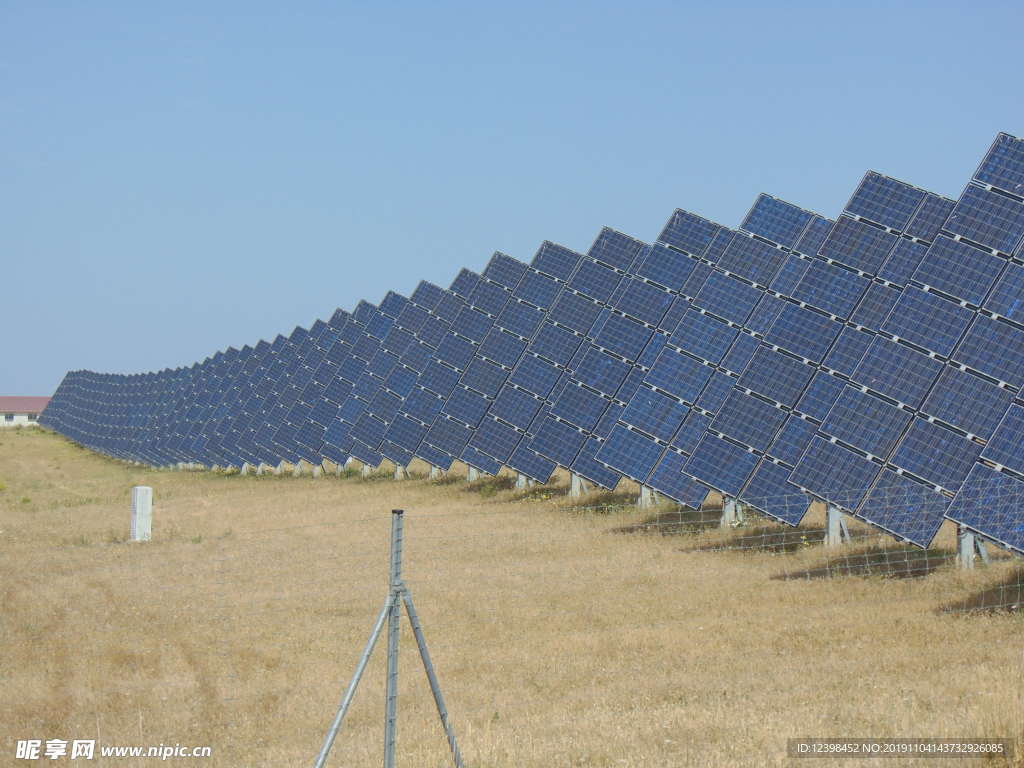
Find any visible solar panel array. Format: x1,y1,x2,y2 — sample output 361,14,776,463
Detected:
40,133,1024,557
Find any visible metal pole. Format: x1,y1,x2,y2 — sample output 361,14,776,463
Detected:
957,524,976,569
383,510,404,768
313,596,395,768
401,589,464,768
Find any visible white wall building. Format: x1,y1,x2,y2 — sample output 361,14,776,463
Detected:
0,396,50,427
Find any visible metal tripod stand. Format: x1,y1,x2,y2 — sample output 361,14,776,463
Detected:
313,510,463,768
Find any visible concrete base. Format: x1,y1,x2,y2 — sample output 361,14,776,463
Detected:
515,472,534,490
312,464,323,478
720,497,746,528
569,472,589,498
361,464,373,478
957,525,990,569
273,462,284,476
429,465,445,480
292,460,306,478
394,465,409,480
467,466,480,482
637,486,657,508
130,486,153,542
824,503,850,547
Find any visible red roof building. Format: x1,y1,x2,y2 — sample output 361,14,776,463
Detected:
0,396,50,427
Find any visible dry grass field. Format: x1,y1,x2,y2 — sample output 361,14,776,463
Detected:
2,428,1023,766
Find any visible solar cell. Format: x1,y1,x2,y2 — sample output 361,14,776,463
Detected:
881,287,973,357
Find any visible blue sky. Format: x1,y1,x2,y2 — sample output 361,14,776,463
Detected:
2,1,1022,395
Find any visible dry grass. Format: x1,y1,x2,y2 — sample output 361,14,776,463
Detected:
1,428,1023,766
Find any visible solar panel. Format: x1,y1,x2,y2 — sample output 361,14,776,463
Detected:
465,228,645,482
796,133,1024,548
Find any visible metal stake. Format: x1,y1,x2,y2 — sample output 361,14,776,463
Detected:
383,511,403,768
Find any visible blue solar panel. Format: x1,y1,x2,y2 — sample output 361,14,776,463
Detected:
616,277,675,326
484,253,529,289
507,442,556,482
741,194,812,250
531,416,587,466
820,388,912,457
743,460,808,525
975,133,1024,195
471,416,522,462
822,327,873,377
792,260,870,317
669,411,711,454
595,313,653,359
711,391,787,452
647,451,710,507
550,383,609,431
620,388,690,442
882,287,974,357
851,283,900,329
720,332,760,374
532,241,582,281
574,347,632,397
922,367,1013,439
516,270,561,310
819,216,898,274
643,348,711,404
981,404,1024,473
764,304,841,362
509,354,561,398
548,291,603,334
497,300,545,339
947,465,1024,553
568,260,622,303
669,309,736,364
635,243,697,291
570,437,623,488
846,171,925,231
906,194,956,242
658,210,721,255
952,314,1024,388
685,434,759,496
692,273,761,325
852,336,943,407
715,234,785,286
695,371,735,412
983,262,1024,322
768,416,818,466
889,418,982,491
943,184,1024,255
442,386,490,427
771,254,811,296
790,436,880,511
911,235,1003,305
597,424,665,482
857,469,949,547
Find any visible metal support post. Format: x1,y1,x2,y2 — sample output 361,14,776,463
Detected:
292,460,306,477
361,463,373,478
313,510,463,768
312,464,323,478
273,462,284,476
569,472,589,497
467,466,479,482
825,503,850,547
515,472,533,489
429,465,444,480
637,485,656,508
394,464,409,481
